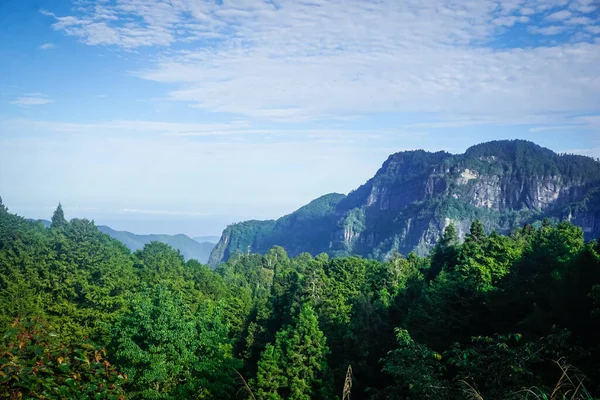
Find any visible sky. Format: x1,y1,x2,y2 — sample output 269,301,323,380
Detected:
0,0,599,236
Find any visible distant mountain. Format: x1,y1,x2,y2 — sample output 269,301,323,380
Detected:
27,218,51,228
192,235,221,244
209,140,600,266
97,226,215,264
26,218,215,264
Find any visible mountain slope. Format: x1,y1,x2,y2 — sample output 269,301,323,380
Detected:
193,235,221,244
25,218,216,263
209,140,600,266
96,226,215,264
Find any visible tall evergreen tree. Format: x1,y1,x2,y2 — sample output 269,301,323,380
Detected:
253,305,331,400
51,202,67,229
428,223,460,279
465,219,486,244
0,196,7,213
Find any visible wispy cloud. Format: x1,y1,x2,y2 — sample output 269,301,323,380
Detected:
585,26,600,34
39,42,55,50
2,118,407,144
10,93,54,106
545,10,572,20
529,25,568,35
122,208,210,216
40,0,600,125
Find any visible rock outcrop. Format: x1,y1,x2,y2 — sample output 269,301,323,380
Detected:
208,140,600,266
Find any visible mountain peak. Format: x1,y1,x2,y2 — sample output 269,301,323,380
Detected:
209,140,600,266
464,139,555,159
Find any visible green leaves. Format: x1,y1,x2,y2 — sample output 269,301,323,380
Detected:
253,305,330,400
0,317,126,399
109,286,240,399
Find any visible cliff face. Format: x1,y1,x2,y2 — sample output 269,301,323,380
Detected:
208,140,600,266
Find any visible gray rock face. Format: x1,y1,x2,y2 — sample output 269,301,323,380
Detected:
208,140,600,266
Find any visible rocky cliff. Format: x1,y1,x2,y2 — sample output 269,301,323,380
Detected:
208,140,600,266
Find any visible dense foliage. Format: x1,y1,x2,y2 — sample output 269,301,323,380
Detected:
1,199,600,399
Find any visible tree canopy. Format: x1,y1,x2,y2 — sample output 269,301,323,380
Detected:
1,204,599,399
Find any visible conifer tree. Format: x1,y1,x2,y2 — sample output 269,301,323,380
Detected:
466,219,486,244
51,202,67,228
429,223,460,279
253,305,331,400
254,344,285,400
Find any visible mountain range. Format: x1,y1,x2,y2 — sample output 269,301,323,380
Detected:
27,219,217,264
208,140,600,266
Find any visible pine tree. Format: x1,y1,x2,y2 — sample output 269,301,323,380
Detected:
254,344,285,400
429,223,460,279
285,305,329,400
51,203,67,229
466,219,486,244
0,196,7,213
253,305,331,400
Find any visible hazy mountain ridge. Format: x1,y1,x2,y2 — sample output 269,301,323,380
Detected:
97,226,215,263
193,235,220,244
209,140,600,266
26,219,215,264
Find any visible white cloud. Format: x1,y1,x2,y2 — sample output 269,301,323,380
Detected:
493,15,530,26
568,0,598,13
10,93,54,106
585,25,600,34
520,7,537,15
40,0,600,126
566,16,594,25
39,42,55,49
545,9,572,20
528,25,567,34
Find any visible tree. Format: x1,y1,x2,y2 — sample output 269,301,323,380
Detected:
0,317,126,399
254,344,285,400
428,223,460,280
0,197,7,213
109,286,239,399
378,328,444,400
465,219,486,244
51,202,67,229
109,286,197,399
253,305,331,400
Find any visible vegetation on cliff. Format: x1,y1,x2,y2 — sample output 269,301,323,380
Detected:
209,140,600,265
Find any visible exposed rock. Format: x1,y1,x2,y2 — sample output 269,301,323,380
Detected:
208,140,600,266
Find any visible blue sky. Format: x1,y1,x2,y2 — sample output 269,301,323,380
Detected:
1,0,599,236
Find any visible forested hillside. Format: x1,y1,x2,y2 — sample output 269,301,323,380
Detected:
210,140,600,266
1,197,599,399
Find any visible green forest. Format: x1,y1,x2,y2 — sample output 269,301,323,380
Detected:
1,198,599,399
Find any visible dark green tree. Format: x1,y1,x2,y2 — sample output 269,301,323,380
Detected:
428,223,460,280
253,305,331,400
51,202,67,229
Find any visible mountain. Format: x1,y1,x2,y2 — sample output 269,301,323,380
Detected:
97,226,215,264
209,140,600,266
25,218,216,263
27,218,51,228
192,235,221,244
